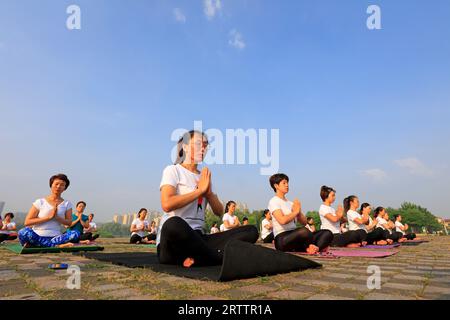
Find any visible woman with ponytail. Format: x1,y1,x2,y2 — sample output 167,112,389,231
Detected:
158,130,259,268
358,203,389,245
318,187,362,248
222,201,241,231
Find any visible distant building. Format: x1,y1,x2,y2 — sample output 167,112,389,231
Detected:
113,210,163,226
0,202,5,215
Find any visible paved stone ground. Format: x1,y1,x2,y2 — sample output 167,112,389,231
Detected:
0,236,449,300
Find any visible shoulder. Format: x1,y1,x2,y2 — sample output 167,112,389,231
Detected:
268,196,280,206
32,198,45,208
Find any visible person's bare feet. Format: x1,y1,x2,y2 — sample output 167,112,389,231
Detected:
57,242,74,248
79,240,91,245
306,244,319,254
387,239,394,245
149,240,156,244
375,240,388,246
346,243,361,248
183,257,195,268
399,238,407,243
362,241,368,246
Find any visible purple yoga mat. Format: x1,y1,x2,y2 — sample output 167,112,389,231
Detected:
329,249,398,258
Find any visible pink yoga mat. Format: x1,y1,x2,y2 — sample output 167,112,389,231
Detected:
329,249,398,258
293,252,340,259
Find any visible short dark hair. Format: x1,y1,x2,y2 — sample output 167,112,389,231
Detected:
262,209,270,218
49,174,70,190
306,217,314,222
269,173,289,192
138,208,147,218
394,214,401,220
320,185,336,201
89,213,94,218
243,216,248,221
76,201,87,208
4,212,14,219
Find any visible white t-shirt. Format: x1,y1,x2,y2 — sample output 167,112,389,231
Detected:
395,221,405,235
376,216,388,230
210,227,219,234
347,210,367,232
157,164,211,245
0,222,16,234
268,196,296,237
319,204,340,234
222,213,238,231
84,221,97,232
305,224,315,232
131,218,149,237
219,224,225,232
260,218,272,240
31,198,73,237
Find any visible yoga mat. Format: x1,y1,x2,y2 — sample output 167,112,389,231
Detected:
77,240,322,282
363,244,400,249
293,252,340,259
401,240,429,246
1,243,104,254
329,248,398,258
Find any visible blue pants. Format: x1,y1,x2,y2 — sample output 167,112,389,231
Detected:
18,227,80,247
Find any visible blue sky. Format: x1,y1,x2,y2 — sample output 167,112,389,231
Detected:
1,0,449,221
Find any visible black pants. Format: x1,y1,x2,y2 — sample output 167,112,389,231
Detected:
0,233,17,242
386,230,402,242
274,228,333,252
130,233,157,244
80,232,99,241
404,233,416,240
365,227,387,244
157,216,259,266
262,232,274,243
331,230,362,247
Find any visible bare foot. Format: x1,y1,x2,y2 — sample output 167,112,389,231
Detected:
183,257,195,268
149,240,156,244
306,244,319,254
387,239,394,245
346,243,361,248
362,241,368,246
79,240,91,245
57,243,74,248
375,240,388,246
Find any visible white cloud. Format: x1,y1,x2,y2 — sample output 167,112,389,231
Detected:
203,0,222,20
394,157,433,177
228,29,246,50
360,168,388,182
173,8,186,23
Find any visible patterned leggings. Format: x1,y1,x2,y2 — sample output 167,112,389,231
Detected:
18,227,80,247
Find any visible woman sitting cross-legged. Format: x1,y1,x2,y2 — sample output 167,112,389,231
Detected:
130,208,155,244
18,174,80,248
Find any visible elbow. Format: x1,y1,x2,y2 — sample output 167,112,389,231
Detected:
161,199,173,213
161,203,172,213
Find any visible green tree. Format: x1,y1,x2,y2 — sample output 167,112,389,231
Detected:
385,202,442,234
306,211,321,230
98,223,131,238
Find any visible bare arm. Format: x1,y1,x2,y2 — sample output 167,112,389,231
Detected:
24,205,53,227
55,208,73,226
205,192,224,217
130,223,140,233
80,218,90,229
160,185,204,213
